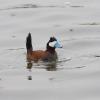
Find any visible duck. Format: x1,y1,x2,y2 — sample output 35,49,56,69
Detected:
26,33,62,62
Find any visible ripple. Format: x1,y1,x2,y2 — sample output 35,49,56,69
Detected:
7,48,25,51
70,5,84,8
0,4,65,11
94,55,100,58
80,22,100,25
58,58,71,63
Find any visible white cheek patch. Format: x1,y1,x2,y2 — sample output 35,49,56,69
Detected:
49,41,57,47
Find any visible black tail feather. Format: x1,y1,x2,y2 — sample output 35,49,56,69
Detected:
26,33,33,52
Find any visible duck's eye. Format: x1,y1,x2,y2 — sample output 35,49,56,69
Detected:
49,41,57,47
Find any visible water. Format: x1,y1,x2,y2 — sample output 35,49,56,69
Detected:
0,0,100,100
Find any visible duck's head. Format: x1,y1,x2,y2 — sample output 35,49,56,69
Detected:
46,37,62,52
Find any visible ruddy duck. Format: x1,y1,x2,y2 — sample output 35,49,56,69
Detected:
26,33,62,62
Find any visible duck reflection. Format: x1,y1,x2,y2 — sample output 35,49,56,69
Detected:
27,62,33,80
27,62,33,69
26,61,57,80
45,61,57,71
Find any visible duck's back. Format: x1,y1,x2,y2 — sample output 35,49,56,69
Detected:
32,50,47,60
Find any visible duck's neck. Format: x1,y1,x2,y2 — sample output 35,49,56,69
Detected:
46,46,56,54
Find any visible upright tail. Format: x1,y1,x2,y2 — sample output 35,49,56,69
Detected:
26,33,33,53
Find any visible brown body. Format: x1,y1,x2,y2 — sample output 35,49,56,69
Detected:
27,50,47,62
27,50,57,62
